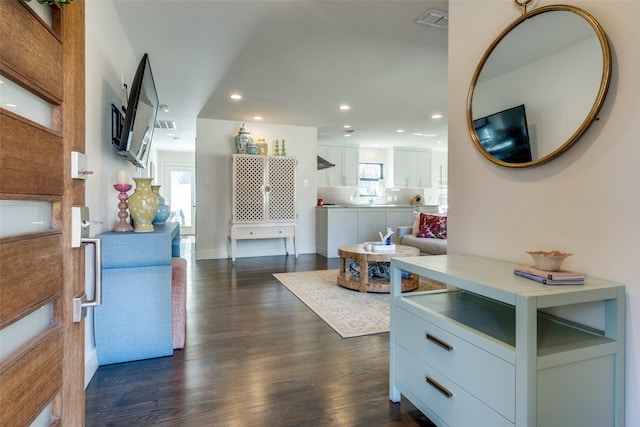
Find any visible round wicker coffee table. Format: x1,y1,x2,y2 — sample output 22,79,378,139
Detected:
337,244,420,293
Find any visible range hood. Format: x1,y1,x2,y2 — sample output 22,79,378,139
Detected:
317,155,335,170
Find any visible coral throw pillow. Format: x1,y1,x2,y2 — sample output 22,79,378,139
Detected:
417,213,447,239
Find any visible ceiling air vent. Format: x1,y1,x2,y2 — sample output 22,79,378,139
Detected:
416,9,448,29
155,120,177,130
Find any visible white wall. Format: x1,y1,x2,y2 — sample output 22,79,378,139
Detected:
195,119,317,260
84,0,139,386
449,1,640,424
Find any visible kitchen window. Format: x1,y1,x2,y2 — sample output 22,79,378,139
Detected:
358,163,384,196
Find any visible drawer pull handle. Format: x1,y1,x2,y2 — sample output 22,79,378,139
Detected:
250,232,254,235
426,377,453,398
426,333,453,351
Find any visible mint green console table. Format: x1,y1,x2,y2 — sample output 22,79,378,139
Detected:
389,254,625,427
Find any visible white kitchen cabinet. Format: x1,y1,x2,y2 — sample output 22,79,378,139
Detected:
316,207,415,257
318,144,359,186
394,149,431,188
357,210,387,243
315,208,358,258
389,255,625,427
228,154,298,262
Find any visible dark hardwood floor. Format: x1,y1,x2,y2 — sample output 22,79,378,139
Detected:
85,240,434,426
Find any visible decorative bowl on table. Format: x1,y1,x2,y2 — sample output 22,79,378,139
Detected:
362,242,396,252
526,250,573,271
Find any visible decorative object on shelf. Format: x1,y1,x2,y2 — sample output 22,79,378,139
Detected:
349,260,408,279
234,123,253,154
246,142,259,155
526,250,572,271
410,194,422,205
281,139,286,156
128,177,159,232
256,139,268,155
151,185,171,224
274,139,280,156
113,184,133,232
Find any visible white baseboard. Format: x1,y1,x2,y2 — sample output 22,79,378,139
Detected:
196,246,317,260
84,347,98,389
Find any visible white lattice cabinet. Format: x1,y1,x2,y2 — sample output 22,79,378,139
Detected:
228,155,298,262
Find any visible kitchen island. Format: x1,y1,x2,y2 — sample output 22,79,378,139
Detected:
315,205,437,257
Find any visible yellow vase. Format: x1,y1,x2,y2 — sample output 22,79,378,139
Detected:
129,178,159,232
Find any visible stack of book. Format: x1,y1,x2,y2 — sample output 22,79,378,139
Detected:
513,264,586,285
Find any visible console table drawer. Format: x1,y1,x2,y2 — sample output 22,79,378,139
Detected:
395,306,515,421
232,226,295,239
395,345,513,427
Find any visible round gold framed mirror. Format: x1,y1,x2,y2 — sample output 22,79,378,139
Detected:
467,4,611,168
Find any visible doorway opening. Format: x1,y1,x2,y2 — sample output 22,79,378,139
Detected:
163,164,195,235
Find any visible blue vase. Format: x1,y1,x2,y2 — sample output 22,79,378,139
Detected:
151,185,171,224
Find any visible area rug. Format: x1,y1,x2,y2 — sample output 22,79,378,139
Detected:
273,269,443,338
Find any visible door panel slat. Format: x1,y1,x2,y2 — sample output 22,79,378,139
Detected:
0,327,63,427
0,0,63,103
0,111,64,196
0,234,63,328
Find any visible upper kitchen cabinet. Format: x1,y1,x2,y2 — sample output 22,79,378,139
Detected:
393,149,432,188
318,144,359,186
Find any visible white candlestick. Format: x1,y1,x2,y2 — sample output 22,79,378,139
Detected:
116,170,128,185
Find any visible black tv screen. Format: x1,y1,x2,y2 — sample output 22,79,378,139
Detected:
473,104,532,163
112,53,159,168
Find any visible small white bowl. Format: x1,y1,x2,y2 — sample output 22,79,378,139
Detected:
526,250,572,272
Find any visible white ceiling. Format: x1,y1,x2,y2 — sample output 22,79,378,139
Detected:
112,0,449,153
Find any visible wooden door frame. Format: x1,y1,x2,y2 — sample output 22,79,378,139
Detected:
58,1,86,423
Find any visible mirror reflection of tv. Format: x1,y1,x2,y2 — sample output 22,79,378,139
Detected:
473,104,532,163
112,53,159,169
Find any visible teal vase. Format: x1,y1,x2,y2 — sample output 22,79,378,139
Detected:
152,185,171,224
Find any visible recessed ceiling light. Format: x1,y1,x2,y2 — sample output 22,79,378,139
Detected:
343,125,352,128
338,104,351,111
5,103,17,108
432,114,443,119
396,129,405,133
437,140,443,144
253,116,263,121
230,94,242,100
159,104,170,113
343,134,351,137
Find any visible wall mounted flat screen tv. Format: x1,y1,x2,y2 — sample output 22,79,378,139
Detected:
473,104,532,163
112,53,159,168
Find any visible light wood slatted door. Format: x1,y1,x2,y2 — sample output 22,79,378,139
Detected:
0,1,85,425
